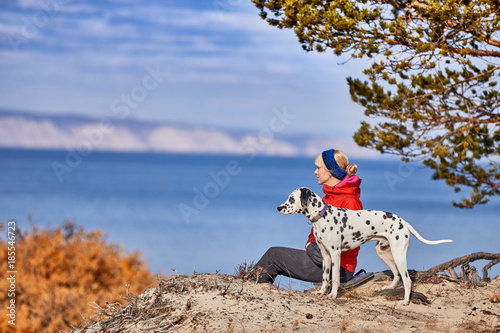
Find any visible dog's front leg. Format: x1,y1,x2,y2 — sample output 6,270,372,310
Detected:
328,250,341,298
316,242,330,295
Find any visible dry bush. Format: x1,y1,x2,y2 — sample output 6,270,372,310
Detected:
0,221,155,333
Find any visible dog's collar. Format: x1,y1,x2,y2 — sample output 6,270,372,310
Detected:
309,204,329,223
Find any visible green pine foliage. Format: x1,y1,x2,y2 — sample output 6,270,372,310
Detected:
253,0,500,208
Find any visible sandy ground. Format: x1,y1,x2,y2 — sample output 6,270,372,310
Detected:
71,273,500,332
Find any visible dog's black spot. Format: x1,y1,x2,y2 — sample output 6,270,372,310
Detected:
405,271,409,278
325,268,330,274
371,226,375,230
366,220,371,225
341,234,344,242
299,188,311,207
321,228,325,233
383,212,394,220
352,231,361,239
405,234,409,238
398,222,404,230
348,225,354,230
342,242,350,250
340,227,344,233
374,231,378,235
330,226,333,231
288,195,295,204
396,235,399,240
333,217,338,225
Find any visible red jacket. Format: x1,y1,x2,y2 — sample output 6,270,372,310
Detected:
307,175,363,273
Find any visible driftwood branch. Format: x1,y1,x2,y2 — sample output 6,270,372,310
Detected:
426,252,500,281
483,258,500,281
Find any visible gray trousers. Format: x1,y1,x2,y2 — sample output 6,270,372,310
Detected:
255,242,354,284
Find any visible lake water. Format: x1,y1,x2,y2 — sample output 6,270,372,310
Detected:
1,148,499,288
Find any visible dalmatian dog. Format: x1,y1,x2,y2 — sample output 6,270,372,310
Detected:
277,187,453,306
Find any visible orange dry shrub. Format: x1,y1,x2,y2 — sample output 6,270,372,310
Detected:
0,222,155,333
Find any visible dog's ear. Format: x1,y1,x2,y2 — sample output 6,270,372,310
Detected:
299,187,312,207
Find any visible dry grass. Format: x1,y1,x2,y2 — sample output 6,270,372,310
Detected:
490,294,500,303
0,222,155,333
341,287,375,301
66,272,500,333
457,319,499,333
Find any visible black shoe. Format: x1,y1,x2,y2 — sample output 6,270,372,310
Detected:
341,270,374,289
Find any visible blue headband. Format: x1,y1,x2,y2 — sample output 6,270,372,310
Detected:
322,149,347,180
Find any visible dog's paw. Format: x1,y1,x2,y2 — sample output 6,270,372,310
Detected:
381,284,396,291
398,300,410,306
316,288,327,295
327,291,338,299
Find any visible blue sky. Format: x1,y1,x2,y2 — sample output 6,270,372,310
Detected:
0,0,371,138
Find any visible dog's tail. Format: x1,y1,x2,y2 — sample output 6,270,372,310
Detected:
407,223,453,245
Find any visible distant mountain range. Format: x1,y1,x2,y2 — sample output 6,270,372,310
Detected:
0,110,376,158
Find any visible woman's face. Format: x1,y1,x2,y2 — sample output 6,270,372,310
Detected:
314,166,331,185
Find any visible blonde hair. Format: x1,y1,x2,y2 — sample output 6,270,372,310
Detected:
315,149,358,176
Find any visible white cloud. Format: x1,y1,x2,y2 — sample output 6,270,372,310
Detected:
0,113,369,158
183,71,243,84
17,0,39,9
0,1,370,138
0,22,20,35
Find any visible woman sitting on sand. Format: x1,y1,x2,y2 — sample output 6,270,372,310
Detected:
252,148,363,284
